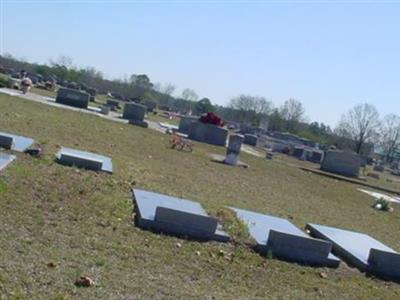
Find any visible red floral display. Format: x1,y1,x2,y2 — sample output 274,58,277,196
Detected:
199,112,224,127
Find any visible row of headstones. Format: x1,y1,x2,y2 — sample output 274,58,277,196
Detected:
2,131,398,281
55,88,148,128
0,131,113,173
133,188,400,282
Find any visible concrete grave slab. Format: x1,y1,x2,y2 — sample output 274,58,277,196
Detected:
0,153,16,171
159,122,179,131
132,189,229,242
0,131,34,152
55,147,112,173
306,223,400,280
232,207,339,267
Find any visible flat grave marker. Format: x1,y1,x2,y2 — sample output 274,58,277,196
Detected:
231,207,340,267
306,223,400,281
133,189,229,242
0,131,34,152
55,147,113,173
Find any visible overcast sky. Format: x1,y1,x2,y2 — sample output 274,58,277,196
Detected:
1,1,399,127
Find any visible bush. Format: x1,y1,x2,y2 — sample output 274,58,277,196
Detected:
0,74,9,88
372,197,392,212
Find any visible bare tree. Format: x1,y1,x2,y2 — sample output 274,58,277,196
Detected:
229,94,273,115
279,98,305,122
380,114,400,162
279,98,305,131
336,103,380,154
154,83,176,96
154,83,176,107
181,88,199,102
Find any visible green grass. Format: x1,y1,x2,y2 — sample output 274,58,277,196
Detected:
30,86,57,98
0,93,400,299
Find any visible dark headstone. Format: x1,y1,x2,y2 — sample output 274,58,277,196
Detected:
244,134,258,146
122,102,146,121
106,99,120,111
56,88,90,109
309,150,324,163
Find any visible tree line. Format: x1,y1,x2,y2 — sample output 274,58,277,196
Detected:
0,54,398,161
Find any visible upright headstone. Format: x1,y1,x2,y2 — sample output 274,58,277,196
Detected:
244,134,258,146
56,88,90,109
106,99,120,111
224,135,244,166
321,150,361,177
292,146,304,159
188,122,228,146
178,116,199,134
309,150,324,163
122,102,148,127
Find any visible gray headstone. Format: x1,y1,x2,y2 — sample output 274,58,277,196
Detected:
100,106,110,115
368,249,400,281
123,103,147,121
321,150,361,177
306,223,400,280
224,135,244,166
0,135,13,150
188,122,228,146
267,230,333,265
0,131,34,152
133,189,229,242
309,150,324,163
55,147,113,173
292,147,304,159
244,134,258,146
178,116,199,134
106,99,120,110
56,88,90,109
232,207,340,267
155,206,218,234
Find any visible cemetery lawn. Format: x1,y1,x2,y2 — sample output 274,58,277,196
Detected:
1,93,400,299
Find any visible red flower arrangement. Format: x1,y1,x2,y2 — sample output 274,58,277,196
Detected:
199,112,224,127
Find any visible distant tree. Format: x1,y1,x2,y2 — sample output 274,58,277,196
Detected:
130,74,153,89
229,94,273,115
279,98,305,131
268,109,285,131
380,114,400,162
194,98,214,115
181,88,198,102
50,55,73,68
336,103,380,154
154,83,176,107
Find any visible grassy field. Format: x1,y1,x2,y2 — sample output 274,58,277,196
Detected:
0,93,400,299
